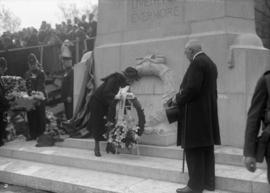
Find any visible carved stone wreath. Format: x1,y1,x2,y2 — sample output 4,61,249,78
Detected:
134,54,177,134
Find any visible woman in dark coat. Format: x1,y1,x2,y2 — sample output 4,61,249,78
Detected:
88,67,139,157
25,53,46,141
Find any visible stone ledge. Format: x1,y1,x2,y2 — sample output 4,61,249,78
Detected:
0,157,235,193
56,138,267,169
0,141,268,193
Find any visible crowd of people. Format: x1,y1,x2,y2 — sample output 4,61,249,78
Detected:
0,13,97,50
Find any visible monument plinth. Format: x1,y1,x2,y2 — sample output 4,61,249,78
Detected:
93,0,270,147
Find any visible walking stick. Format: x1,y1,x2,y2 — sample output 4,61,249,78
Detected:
182,149,185,173
182,104,187,173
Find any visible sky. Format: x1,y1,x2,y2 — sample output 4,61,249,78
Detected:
1,0,98,30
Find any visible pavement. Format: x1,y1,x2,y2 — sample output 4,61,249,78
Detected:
0,183,53,193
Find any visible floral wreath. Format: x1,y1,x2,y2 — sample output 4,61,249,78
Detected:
105,86,145,152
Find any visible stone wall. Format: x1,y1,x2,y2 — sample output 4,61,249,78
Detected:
93,0,270,147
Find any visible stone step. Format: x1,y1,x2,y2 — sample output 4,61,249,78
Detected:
0,140,268,193
56,138,267,169
0,156,235,193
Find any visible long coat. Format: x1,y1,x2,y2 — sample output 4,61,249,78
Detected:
244,73,270,157
87,72,128,141
176,53,221,148
0,77,9,142
25,68,46,139
61,67,74,119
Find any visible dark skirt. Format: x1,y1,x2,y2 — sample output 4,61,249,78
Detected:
87,96,108,141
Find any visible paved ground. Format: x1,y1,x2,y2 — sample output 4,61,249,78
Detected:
0,183,53,193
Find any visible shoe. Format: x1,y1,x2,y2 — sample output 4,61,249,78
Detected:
94,150,101,157
0,140,4,147
106,142,116,154
176,186,199,193
204,185,215,191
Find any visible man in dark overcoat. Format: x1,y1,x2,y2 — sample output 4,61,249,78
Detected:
243,64,270,183
61,57,74,120
172,40,221,193
0,57,10,146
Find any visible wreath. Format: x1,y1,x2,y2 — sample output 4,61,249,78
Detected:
104,87,145,153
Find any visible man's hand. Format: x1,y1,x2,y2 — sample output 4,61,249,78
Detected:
67,97,72,103
172,95,176,105
244,156,257,172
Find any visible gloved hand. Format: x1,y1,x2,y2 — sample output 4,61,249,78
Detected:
244,156,256,172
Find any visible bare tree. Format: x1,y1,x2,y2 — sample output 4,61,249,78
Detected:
0,3,21,33
58,0,97,21
58,3,80,21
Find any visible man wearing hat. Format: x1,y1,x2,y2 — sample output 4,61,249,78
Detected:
87,67,139,157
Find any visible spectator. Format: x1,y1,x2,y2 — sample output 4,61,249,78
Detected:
88,13,97,37
61,56,74,120
0,57,11,146
24,53,46,141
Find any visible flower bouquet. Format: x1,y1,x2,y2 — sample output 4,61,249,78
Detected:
2,75,46,111
8,91,45,111
2,75,27,94
106,114,140,151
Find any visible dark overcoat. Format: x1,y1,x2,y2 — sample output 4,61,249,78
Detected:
0,78,9,142
87,72,128,141
61,67,74,119
25,68,46,139
25,68,46,96
244,73,270,157
176,53,221,148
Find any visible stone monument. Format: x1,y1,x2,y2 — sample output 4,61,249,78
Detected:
91,0,270,147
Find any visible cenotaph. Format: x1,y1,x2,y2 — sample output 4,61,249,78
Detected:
90,0,270,147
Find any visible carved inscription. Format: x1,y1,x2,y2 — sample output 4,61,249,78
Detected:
128,0,180,25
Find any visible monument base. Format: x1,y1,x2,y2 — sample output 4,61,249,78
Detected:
140,132,176,146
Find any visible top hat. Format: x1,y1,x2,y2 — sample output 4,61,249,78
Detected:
165,105,179,124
